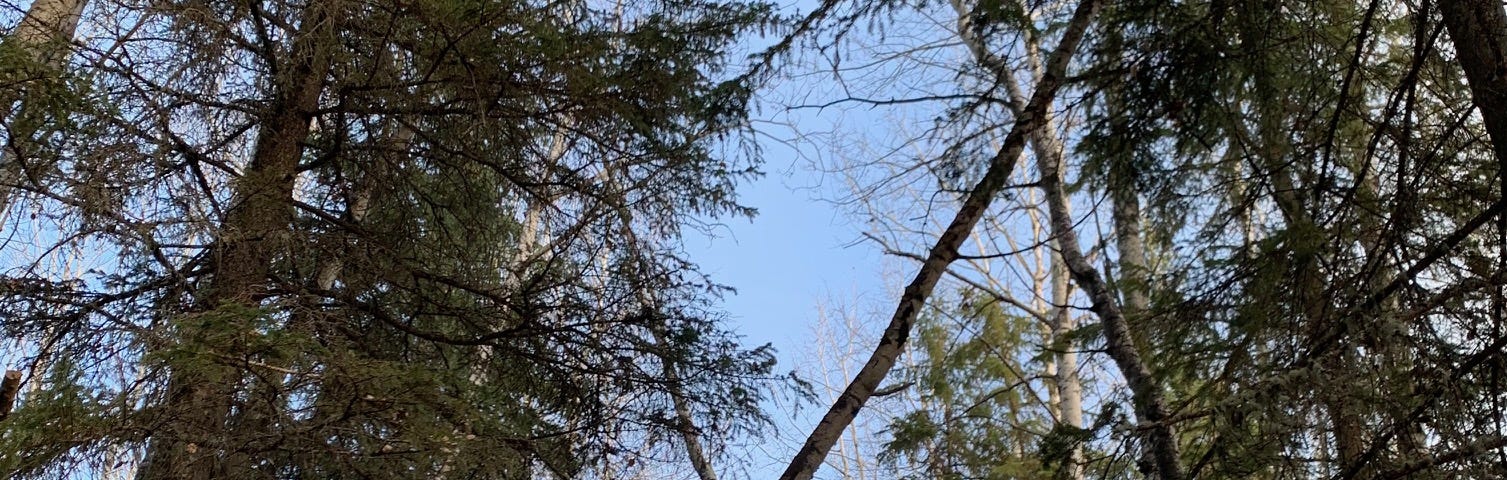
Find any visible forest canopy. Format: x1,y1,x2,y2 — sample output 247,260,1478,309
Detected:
2,0,1507,479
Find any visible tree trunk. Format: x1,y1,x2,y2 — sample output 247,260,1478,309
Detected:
949,2,1087,474
136,3,339,478
1038,151,1185,480
0,369,20,421
777,2,1102,478
1024,63,1085,480
608,174,721,480
1107,149,1176,477
651,327,720,480
1051,243,1085,479
1441,0,1507,179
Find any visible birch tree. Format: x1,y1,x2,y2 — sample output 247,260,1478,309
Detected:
770,1,1104,478
771,0,1507,478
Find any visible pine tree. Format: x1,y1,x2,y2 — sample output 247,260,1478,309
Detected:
0,0,785,477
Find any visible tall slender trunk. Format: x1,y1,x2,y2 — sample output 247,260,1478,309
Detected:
1096,41,1167,466
1109,150,1172,476
1108,165,1148,318
778,2,1101,478
648,326,719,480
1038,150,1185,480
136,3,338,478
1051,241,1085,479
1024,80,1085,480
1027,63,1086,480
949,1,1087,474
601,165,719,480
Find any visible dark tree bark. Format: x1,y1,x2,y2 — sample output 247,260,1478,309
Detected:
135,3,340,479
0,370,20,421
777,1,1102,478
1441,0,1507,177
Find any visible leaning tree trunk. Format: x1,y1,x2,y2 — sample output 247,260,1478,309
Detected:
777,1,1102,478
603,164,721,480
949,0,1090,474
135,3,339,479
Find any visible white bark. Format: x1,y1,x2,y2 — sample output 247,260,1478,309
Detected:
777,2,1102,478
1038,143,1184,479
949,2,1085,475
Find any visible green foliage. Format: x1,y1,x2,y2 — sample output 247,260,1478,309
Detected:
770,0,1507,477
1071,0,1507,477
0,0,787,477
0,358,114,479
880,289,1078,479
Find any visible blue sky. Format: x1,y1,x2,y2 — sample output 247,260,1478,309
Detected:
684,138,898,478
0,0,896,476
685,0,895,377
679,3,939,473
687,149,885,368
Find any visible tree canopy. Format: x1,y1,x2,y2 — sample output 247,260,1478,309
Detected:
4,0,1507,479
0,0,785,477
769,0,1507,479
